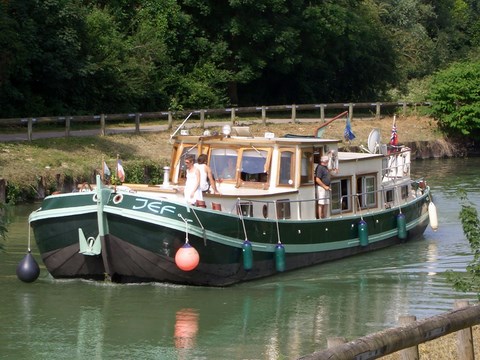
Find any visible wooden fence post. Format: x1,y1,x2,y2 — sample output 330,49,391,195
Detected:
36,176,46,200
200,110,205,129
65,116,71,138
454,300,474,360
376,102,381,119
399,315,419,360
231,107,236,124
261,106,266,125
28,118,33,141
168,112,173,130
100,114,106,136
291,105,297,123
349,103,354,121
135,113,140,134
320,105,325,122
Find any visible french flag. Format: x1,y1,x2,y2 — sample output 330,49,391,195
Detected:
117,159,125,182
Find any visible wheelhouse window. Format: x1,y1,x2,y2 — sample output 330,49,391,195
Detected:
210,149,238,182
240,149,269,183
357,174,377,209
331,178,352,214
278,150,295,186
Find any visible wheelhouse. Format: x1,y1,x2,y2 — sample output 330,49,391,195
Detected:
166,129,415,221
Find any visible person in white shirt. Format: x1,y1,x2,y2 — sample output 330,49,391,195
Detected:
184,155,202,204
195,154,219,194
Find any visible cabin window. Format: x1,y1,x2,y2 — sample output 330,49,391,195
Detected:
300,150,314,184
276,199,291,219
210,148,238,182
401,185,409,199
278,150,295,186
240,149,268,183
357,175,377,209
331,178,352,214
385,189,394,203
237,201,253,217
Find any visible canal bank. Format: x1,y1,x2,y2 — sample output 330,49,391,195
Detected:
0,115,474,203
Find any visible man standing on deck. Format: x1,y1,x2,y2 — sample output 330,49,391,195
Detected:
315,155,331,219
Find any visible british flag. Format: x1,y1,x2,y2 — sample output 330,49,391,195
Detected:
390,116,398,146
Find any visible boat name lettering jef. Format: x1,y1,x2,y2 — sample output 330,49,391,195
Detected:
132,198,177,215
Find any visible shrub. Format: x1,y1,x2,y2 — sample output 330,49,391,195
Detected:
446,191,480,300
428,60,480,139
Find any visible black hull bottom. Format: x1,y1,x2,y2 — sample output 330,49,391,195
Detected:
41,242,106,281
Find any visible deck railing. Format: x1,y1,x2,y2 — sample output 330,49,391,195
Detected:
232,181,424,221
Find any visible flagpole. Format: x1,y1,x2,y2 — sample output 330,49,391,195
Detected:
115,154,119,192
102,155,105,184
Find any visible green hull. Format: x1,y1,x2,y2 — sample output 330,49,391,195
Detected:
29,186,431,286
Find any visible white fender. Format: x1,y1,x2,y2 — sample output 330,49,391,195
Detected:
428,202,438,231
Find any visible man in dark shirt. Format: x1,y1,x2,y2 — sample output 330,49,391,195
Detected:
315,155,331,218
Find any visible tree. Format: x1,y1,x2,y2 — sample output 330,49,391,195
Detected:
0,0,90,117
446,192,480,300
427,60,480,139
369,0,437,85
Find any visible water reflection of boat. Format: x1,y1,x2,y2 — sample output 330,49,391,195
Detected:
29,117,435,286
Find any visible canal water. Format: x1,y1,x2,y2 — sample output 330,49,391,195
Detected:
0,158,478,359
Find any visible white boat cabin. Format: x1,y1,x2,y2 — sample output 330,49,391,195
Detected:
149,126,415,221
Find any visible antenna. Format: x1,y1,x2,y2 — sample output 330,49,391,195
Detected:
169,112,193,144
367,129,381,154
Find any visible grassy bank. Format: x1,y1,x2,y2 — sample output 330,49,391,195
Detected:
0,115,445,202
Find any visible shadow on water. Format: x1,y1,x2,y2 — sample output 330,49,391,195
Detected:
0,158,478,359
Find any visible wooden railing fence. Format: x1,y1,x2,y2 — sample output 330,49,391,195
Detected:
0,101,430,141
298,300,479,360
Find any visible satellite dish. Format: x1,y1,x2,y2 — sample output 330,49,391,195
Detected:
367,129,381,154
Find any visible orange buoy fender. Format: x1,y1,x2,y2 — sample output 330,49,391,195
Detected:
428,202,438,231
175,243,200,271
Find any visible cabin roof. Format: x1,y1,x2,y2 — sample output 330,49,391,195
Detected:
175,135,341,147
338,151,383,161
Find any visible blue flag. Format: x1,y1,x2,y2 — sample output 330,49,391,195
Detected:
344,116,356,141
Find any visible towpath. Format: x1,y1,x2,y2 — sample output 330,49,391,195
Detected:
0,118,321,142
